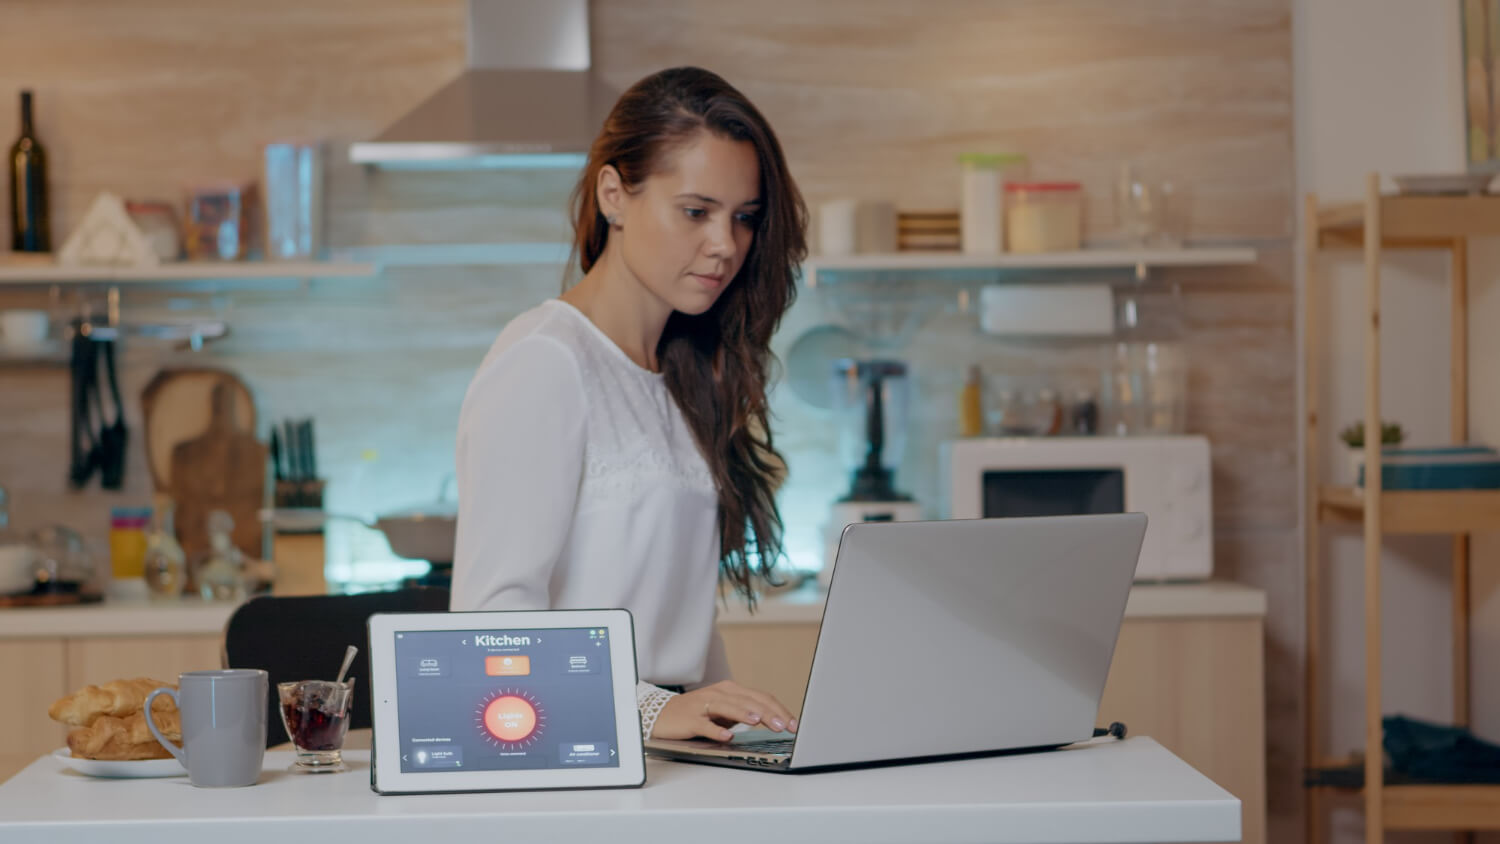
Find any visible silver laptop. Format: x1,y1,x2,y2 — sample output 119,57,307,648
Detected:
645,513,1147,772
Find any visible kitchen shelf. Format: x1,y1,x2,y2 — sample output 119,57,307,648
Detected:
0,259,377,284
1317,194,1500,240
802,246,1257,286
1307,780,1500,831
1303,173,1499,844
1383,785,1500,830
1318,485,1500,534
0,341,69,368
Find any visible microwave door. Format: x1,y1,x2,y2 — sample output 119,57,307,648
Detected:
981,468,1126,518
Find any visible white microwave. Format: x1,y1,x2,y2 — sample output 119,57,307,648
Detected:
941,435,1213,581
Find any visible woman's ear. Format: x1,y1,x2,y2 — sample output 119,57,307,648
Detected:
596,164,626,228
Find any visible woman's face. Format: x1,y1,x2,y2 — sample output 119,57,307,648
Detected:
602,130,762,316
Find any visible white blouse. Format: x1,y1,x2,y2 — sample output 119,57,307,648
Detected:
450,299,729,731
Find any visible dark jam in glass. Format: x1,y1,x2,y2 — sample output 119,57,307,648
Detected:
282,688,349,751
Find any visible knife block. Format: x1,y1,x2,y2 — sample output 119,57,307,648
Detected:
271,527,326,596
274,479,325,509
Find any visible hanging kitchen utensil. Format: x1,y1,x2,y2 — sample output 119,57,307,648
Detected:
67,321,101,489
98,337,128,490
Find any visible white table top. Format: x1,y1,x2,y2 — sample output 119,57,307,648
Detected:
0,737,1240,844
0,580,1266,639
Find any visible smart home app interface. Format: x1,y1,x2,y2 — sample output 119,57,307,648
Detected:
394,627,619,772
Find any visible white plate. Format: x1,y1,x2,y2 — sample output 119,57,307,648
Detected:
53,747,186,778
1393,173,1494,195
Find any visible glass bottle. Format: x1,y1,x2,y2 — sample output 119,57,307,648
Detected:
958,365,984,437
10,90,51,252
196,510,245,602
995,390,1028,436
1036,388,1063,436
1070,389,1100,435
142,496,186,599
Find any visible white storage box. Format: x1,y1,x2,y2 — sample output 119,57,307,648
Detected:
979,283,1114,336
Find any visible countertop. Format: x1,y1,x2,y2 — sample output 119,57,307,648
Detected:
0,738,1240,844
0,579,1265,640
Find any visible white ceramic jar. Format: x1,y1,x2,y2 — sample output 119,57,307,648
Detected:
959,152,1026,254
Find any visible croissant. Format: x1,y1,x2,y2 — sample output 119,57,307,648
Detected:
65,709,181,761
48,678,177,727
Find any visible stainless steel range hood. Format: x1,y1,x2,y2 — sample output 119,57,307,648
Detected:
349,0,609,170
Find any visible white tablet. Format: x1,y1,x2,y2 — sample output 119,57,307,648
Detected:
368,609,645,794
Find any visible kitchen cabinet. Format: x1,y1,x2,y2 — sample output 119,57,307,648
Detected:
0,640,66,786
64,635,223,693
0,632,221,785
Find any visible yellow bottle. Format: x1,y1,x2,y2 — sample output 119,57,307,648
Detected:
959,365,985,437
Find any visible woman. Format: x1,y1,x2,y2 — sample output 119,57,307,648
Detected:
451,66,807,743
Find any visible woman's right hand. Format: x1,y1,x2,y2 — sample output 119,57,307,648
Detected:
650,680,798,741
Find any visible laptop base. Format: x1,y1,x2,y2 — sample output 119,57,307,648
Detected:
645,740,1072,774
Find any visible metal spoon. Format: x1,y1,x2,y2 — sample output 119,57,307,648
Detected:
335,645,358,685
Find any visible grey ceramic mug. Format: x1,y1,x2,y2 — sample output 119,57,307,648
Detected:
146,669,268,787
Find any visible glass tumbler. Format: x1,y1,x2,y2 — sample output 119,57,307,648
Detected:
278,678,354,773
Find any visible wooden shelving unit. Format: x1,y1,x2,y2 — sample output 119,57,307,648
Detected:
1318,486,1500,534
1383,785,1500,830
1303,173,1500,844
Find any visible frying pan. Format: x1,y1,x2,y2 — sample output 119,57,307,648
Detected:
370,500,457,564
274,479,457,565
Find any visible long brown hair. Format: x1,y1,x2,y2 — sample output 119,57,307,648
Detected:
568,67,807,603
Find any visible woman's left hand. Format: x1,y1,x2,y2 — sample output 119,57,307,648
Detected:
650,680,798,741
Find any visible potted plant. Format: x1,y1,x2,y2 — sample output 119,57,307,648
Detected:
1338,420,1406,486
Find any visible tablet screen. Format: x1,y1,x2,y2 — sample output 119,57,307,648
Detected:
393,625,620,773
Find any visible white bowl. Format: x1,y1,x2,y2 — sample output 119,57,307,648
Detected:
0,309,50,351
0,543,39,595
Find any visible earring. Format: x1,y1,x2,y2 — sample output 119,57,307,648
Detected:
606,214,621,229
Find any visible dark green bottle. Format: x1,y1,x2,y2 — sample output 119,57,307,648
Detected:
10,90,50,252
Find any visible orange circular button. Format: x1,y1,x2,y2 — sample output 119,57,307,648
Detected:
483,695,538,742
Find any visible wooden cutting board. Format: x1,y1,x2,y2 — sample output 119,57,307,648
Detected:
141,368,256,492
164,377,266,562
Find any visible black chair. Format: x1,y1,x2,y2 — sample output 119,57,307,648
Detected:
224,587,450,747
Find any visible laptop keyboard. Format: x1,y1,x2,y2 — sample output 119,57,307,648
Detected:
734,738,795,754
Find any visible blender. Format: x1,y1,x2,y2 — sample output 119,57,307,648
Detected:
822,359,924,582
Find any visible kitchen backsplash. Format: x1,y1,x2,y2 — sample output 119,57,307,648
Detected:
0,1,1297,836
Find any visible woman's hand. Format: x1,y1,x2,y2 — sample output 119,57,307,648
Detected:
650,680,798,741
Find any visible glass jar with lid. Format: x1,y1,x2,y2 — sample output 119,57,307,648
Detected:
1005,182,1083,253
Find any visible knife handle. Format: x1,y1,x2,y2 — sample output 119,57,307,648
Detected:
269,428,285,482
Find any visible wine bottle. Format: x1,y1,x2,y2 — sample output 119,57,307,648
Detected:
9,89,50,252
